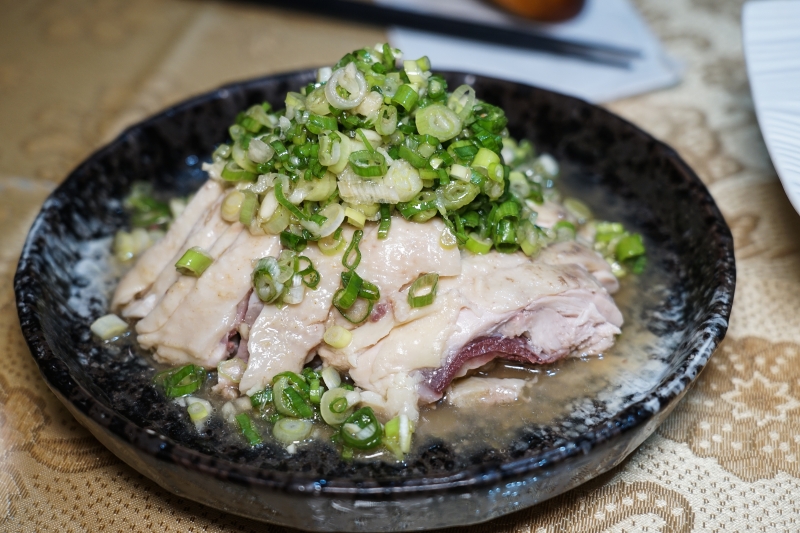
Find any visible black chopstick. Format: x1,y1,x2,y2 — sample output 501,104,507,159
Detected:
238,0,641,68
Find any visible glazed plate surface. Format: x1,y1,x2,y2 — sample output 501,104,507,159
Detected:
14,70,734,531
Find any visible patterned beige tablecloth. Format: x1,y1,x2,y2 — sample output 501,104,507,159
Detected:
3,1,800,531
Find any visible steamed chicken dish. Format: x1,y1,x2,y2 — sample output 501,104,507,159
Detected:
95,45,645,458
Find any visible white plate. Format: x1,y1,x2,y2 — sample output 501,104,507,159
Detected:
743,0,800,214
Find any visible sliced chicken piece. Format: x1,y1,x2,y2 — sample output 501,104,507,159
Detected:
315,217,462,415
133,221,243,332
445,377,533,407
357,216,462,294
239,246,345,395
538,240,619,293
136,231,280,367
112,180,224,308
319,245,622,422
122,194,241,320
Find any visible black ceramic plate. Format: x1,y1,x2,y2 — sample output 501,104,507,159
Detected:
15,70,734,531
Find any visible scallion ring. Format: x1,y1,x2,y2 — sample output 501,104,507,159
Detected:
342,229,363,270
153,364,206,398
273,418,313,444
252,256,284,303
273,376,313,419
447,84,476,120
220,161,256,182
407,273,439,308
175,247,213,277
415,104,462,142
320,388,355,425
339,407,382,450
349,150,387,177
375,105,398,136
325,63,368,110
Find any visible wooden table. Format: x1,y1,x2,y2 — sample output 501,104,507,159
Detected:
2,1,799,531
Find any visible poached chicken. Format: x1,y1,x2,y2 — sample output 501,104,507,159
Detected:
113,192,622,422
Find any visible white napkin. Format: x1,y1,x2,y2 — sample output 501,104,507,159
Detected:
375,0,682,103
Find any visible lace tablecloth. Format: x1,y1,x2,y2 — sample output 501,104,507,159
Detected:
3,1,799,531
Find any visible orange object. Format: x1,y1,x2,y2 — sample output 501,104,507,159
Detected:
490,0,586,22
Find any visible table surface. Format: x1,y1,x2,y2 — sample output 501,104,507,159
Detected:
3,0,800,531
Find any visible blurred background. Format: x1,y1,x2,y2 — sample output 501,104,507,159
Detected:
4,1,800,531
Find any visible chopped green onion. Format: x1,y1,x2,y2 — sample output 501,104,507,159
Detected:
319,131,342,167
493,200,520,222
124,184,173,229
519,220,545,257
273,376,313,418
212,143,232,161
296,256,320,288
113,230,135,262
302,367,321,382
235,413,263,446
186,399,210,423
306,113,338,134
153,364,206,398
252,256,283,303
344,207,366,229
474,102,508,134
415,104,462,142
324,325,353,349
437,181,479,211
175,247,213,276
384,414,414,458
238,190,258,226
218,358,246,383
321,366,342,389
356,128,376,153
273,370,310,394
630,255,647,274
275,179,326,226
564,197,593,223
220,161,256,182
320,387,356,425
472,147,501,171
378,204,391,239
250,387,274,410
342,229,363,270
271,140,290,162
273,418,312,444
335,297,373,324
90,313,128,340
407,273,439,308
493,219,518,253
339,407,382,449
447,84,476,120
349,150,387,177
553,220,576,242
616,233,646,261
308,378,323,404
231,141,258,172
319,227,346,256
341,271,380,302
221,190,245,222
334,270,363,309
280,230,307,252
375,105,398,136
391,84,419,111
448,140,479,163
465,233,492,254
